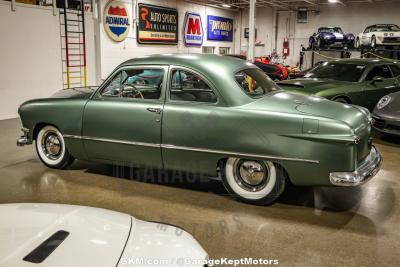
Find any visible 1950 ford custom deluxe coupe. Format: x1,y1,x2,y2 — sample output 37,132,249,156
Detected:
17,54,381,205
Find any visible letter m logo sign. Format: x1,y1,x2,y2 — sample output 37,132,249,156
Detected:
184,12,203,46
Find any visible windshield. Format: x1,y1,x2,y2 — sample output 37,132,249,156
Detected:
235,68,281,98
304,62,366,82
373,25,400,32
318,27,343,33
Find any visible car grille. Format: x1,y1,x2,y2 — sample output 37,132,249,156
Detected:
373,117,386,129
387,124,400,131
383,37,400,43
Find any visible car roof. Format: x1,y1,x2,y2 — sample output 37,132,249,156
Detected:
120,53,249,74
119,54,257,106
327,58,399,65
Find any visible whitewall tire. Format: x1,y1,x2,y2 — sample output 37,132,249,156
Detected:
221,158,287,205
35,125,74,169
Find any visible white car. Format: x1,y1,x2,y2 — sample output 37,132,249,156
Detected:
0,203,208,267
356,24,400,48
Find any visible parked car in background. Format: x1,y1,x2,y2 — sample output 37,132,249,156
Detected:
372,92,400,136
279,59,400,111
253,61,288,80
309,27,355,49
356,24,400,48
17,54,381,205
0,203,208,267
288,61,326,79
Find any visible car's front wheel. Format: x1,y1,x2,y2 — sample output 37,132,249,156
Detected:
221,158,287,205
35,125,74,169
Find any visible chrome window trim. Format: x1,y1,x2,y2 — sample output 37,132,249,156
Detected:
63,135,319,164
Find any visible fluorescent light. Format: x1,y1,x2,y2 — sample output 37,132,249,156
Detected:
221,4,231,8
328,0,338,3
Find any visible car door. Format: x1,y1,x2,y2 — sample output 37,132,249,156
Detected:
161,66,225,175
82,65,168,168
361,27,369,45
363,64,398,110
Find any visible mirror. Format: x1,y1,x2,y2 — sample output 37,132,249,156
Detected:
371,76,384,84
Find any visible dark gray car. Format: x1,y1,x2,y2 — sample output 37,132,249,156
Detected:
372,92,400,136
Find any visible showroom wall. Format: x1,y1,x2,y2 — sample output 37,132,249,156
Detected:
233,6,276,57
275,2,400,66
97,0,236,79
0,1,97,120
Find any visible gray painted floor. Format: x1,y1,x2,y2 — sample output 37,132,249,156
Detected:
1,118,399,266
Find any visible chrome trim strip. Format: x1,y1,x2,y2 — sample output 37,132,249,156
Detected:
63,135,160,148
63,135,319,163
161,144,319,163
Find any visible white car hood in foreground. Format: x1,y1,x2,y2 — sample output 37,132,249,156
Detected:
0,204,207,267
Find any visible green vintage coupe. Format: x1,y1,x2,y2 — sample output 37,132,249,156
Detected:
17,54,381,205
279,59,400,111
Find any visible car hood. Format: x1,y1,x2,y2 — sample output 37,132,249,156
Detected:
373,92,400,120
0,204,207,267
51,86,97,99
278,78,352,95
242,91,369,130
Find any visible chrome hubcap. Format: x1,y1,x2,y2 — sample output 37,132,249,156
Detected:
41,131,62,160
233,159,269,192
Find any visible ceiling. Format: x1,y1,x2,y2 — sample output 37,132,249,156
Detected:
194,0,394,11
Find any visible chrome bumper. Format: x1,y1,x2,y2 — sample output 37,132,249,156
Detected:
329,145,381,186
16,128,32,146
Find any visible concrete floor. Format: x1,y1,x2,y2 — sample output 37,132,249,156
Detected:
1,118,399,266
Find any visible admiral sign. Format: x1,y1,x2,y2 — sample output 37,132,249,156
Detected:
138,3,178,45
103,0,130,42
183,12,203,47
207,15,233,42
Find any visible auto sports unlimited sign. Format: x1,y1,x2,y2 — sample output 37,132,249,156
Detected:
103,0,130,42
137,3,178,45
183,12,203,47
207,15,233,42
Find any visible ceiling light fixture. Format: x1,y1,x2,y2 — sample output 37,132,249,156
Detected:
328,0,338,3
221,4,231,8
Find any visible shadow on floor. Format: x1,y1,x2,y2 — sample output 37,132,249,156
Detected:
71,160,364,212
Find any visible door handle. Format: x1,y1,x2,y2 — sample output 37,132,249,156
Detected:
146,107,162,114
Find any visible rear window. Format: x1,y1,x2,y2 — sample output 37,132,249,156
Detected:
235,68,280,98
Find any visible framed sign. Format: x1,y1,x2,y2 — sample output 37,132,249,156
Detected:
103,0,130,42
244,28,257,39
137,3,178,45
297,7,308,23
207,15,233,42
183,12,203,47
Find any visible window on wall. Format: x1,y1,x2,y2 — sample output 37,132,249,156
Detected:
219,47,230,55
202,46,215,54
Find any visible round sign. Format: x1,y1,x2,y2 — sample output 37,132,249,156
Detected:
103,0,130,42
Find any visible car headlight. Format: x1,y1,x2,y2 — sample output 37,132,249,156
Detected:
349,36,354,40
377,95,392,109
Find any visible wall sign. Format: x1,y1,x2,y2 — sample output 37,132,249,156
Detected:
207,15,233,42
297,7,308,23
103,0,130,42
244,28,257,39
183,12,203,47
137,3,178,45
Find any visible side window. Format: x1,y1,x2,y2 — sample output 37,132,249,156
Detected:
101,68,164,99
169,69,217,103
363,27,370,34
389,65,400,77
365,65,393,81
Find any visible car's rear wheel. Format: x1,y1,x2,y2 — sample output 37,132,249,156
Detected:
371,36,377,48
35,125,74,169
221,158,287,205
355,38,361,49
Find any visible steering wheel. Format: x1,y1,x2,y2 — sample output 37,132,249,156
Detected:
121,84,144,99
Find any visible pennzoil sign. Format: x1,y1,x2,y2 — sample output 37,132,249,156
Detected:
137,3,178,45
103,0,130,42
184,12,203,47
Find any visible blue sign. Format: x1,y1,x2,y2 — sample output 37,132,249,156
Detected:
207,15,233,42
